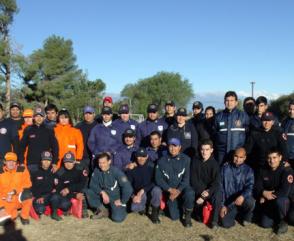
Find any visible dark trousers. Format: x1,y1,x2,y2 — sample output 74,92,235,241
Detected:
194,190,222,224
221,197,255,228
165,187,194,221
33,194,54,215
260,197,290,228
50,193,72,212
287,200,294,225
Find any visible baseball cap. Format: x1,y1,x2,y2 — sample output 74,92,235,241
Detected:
123,128,135,137
34,107,45,117
83,106,95,114
41,151,53,161
261,112,275,121
135,147,148,157
168,138,181,146
22,109,34,118
101,106,113,115
63,151,75,163
147,104,158,113
103,96,113,103
192,101,203,109
4,152,18,162
176,107,187,116
10,102,21,109
165,100,175,107
119,104,129,114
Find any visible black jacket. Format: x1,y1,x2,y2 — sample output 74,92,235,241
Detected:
31,167,56,198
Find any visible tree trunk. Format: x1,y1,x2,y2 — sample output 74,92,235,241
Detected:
5,62,11,113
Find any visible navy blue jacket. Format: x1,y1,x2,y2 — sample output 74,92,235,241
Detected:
155,153,190,192
282,117,294,160
137,118,168,147
146,145,168,163
0,118,18,160
87,122,120,156
214,108,249,162
113,118,138,145
89,166,133,204
220,162,254,207
112,145,137,171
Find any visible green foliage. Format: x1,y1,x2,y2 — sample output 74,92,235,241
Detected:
0,0,18,35
269,92,294,120
121,71,194,115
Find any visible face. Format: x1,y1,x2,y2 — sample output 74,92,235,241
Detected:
176,115,186,125
168,144,181,157
205,109,214,119
193,107,202,115
267,152,282,170
137,156,148,166
24,117,33,125
257,103,267,115
165,105,176,115
225,96,238,111
148,112,158,121
59,115,70,125
34,115,45,125
10,107,21,119
150,134,161,148
41,160,51,170
262,120,274,131
64,162,75,170
5,160,17,170
200,144,213,161
84,112,95,123
233,148,246,166
289,104,294,118
98,157,111,172
0,109,4,120
102,113,112,123
103,101,112,108
124,136,135,146
120,113,130,122
46,109,57,121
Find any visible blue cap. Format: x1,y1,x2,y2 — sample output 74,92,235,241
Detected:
83,106,95,114
168,138,181,146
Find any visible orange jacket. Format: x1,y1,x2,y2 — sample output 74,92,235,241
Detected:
18,123,30,165
54,123,84,167
0,166,32,201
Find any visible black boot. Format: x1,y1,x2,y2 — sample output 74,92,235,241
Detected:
276,221,288,235
150,206,160,224
51,210,62,221
81,199,89,218
184,210,192,228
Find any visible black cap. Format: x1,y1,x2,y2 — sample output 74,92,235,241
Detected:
34,107,45,117
135,147,148,157
41,151,53,161
192,101,203,109
165,100,175,107
147,104,158,113
10,102,21,109
63,151,76,163
119,104,129,114
123,128,135,137
261,112,275,121
176,107,187,116
256,96,268,105
101,106,113,115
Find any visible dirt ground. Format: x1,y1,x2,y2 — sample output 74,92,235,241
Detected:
0,213,293,241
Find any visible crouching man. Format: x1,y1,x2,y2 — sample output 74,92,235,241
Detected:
85,152,133,222
0,152,32,225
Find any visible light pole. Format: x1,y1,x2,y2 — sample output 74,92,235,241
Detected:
250,81,255,97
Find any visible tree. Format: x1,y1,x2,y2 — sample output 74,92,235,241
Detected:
19,35,106,121
269,92,294,120
121,71,194,115
0,0,18,111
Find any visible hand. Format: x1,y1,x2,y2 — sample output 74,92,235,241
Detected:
262,190,276,200
100,191,110,204
51,164,58,173
168,188,180,201
36,197,44,204
220,206,228,218
114,199,122,207
76,193,84,201
60,188,70,197
133,195,141,203
196,197,204,205
284,161,290,167
6,194,13,203
126,162,137,170
234,195,244,206
201,190,209,199
260,197,265,204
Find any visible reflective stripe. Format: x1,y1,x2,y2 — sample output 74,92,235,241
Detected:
219,128,228,132
68,145,76,148
110,181,118,191
230,128,245,131
287,133,294,136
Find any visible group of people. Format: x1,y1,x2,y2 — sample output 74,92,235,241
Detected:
0,92,293,235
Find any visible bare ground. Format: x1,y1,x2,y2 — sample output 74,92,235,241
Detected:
0,213,293,241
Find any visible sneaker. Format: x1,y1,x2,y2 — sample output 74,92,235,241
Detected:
276,221,288,235
242,220,251,227
211,222,219,230
90,208,109,220
20,217,30,225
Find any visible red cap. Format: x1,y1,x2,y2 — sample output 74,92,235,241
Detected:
103,96,113,103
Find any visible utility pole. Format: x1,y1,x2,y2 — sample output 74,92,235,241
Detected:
250,81,255,98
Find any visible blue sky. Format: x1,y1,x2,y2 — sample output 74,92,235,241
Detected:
11,0,294,98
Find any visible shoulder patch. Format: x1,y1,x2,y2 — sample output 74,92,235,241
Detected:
16,166,25,172
287,174,293,183
121,176,128,183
